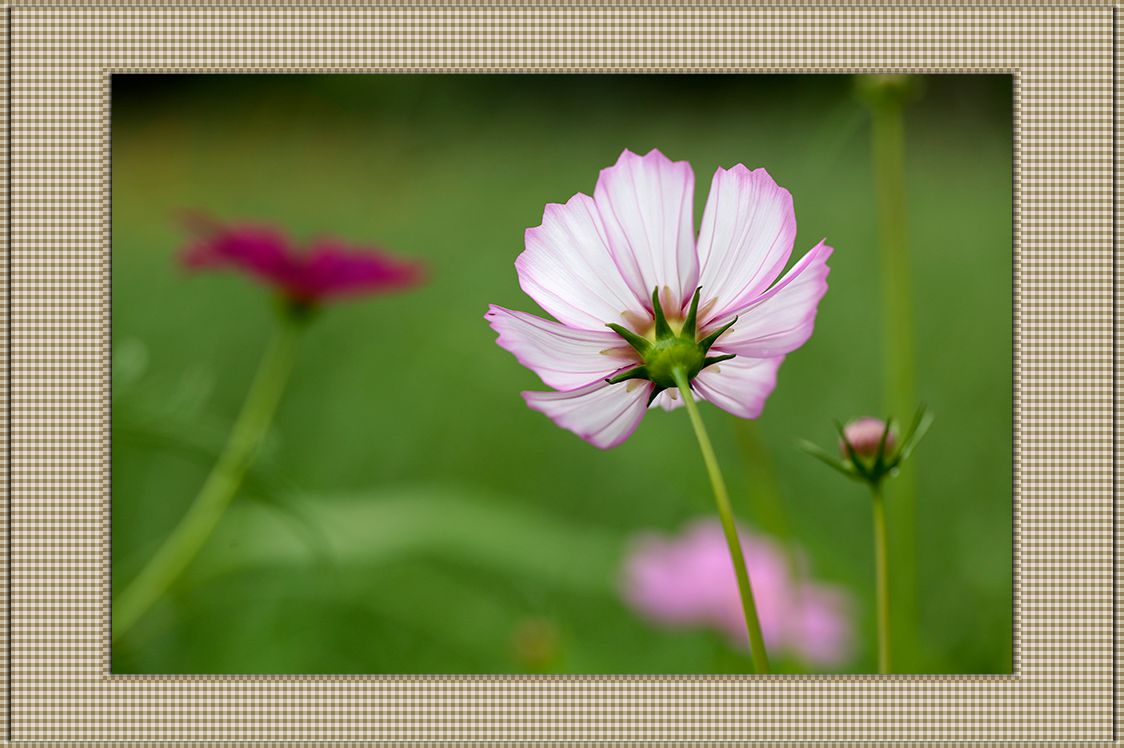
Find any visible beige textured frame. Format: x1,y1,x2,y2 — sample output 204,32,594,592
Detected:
1,2,1115,743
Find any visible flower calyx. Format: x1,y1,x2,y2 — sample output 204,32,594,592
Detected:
605,287,736,404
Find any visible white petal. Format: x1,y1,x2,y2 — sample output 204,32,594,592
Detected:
693,356,784,420
517,193,649,331
486,305,637,391
696,165,796,324
710,242,832,358
594,149,698,313
523,378,652,449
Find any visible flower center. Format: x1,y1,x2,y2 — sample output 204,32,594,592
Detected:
605,287,738,401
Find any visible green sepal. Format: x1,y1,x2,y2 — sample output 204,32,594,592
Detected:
834,419,871,481
681,287,702,340
798,439,863,482
606,366,650,385
702,353,736,369
698,316,737,353
605,323,651,355
871,416,895,474
892,403,934,467
650,287,672,339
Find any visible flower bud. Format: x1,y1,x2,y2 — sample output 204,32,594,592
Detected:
840,417,895,460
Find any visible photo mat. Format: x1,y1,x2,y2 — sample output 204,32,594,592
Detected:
3,3,1115,742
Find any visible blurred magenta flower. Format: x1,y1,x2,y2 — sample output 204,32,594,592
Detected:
486,148,832,448
841,416,896,460
180,213,425,304
622,518,854,667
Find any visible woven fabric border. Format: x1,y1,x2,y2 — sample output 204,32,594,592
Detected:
3,2,1115,742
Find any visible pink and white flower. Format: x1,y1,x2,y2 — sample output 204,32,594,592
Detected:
622,518,855,667
486,148,832,448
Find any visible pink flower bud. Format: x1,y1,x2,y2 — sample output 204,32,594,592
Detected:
840,417,895,460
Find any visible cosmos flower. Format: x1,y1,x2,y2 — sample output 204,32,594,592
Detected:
486,148,832,448
622,518,855,667
180,213,425,304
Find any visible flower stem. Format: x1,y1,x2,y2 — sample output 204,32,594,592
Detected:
867,78,918,668
113,317,302,641
672,368,770,674
871,482,892,673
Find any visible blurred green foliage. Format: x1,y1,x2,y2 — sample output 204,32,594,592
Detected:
111,75,1012,674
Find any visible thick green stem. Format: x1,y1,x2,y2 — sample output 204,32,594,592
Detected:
871,483,892,674
114,318,301,640
868,80,918,668
672,368,770,674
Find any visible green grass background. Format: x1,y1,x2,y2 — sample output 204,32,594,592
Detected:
111,74,1012,674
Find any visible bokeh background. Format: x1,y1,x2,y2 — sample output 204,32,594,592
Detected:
112,74,1012,674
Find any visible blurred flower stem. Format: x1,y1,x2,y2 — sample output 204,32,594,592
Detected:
735,421,796,553
673,369,770,674
114,312,303,640
859,74,919,668
870,482,891,673
735,420,807,604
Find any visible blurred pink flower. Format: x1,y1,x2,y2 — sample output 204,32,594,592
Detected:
841,416,896,460
180,213,425,303
486,148,832,449
622,518,854,667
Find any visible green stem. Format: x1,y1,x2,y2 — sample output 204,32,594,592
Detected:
868,80,918,669
114,318,302,640
672,368,770,674
871,482,892,674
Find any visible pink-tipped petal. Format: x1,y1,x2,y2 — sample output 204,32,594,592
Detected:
485,305,637,391
692,355,783,420
594,149,698,313
523,378,652,449
517,193,650,331
696,165,797,325
708,241,832,358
